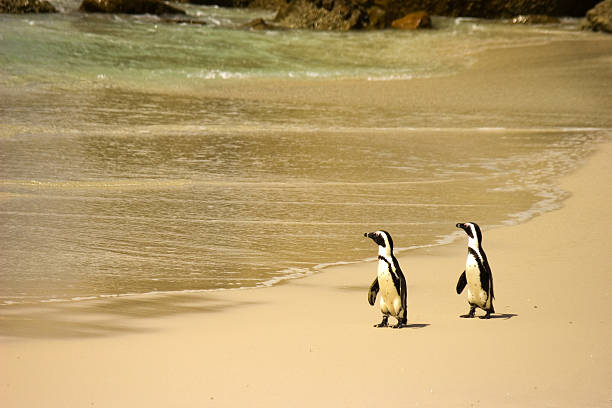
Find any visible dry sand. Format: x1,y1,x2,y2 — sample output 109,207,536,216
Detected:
1,38,612,407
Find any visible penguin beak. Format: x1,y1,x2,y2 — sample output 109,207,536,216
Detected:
456,223,467,231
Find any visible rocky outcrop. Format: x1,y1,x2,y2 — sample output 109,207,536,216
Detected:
583,0,612,33
271,0,599,30
79,0,185,14
391,11,432,29
0,0,57,13
274,0,371,30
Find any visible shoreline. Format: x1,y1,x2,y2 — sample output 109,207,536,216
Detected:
1,139,611,405
0,123,606,307
0,170,581,309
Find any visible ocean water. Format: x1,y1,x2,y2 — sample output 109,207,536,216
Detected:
0,4,608,304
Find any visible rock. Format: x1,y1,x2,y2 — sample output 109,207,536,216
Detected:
247,0,285,8
511,14,560,24
243,17,276,30
583,0,612,33
79,0,186,14
272,0,602,30
366,5,386,29
0,0,57,13
391,11,432,29
164,17,207,24
268,0,604,30
172,0,603,31
274,0,368,30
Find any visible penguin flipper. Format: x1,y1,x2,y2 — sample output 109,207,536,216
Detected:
456,271,467,294
367,277,379,306
488,263,495,300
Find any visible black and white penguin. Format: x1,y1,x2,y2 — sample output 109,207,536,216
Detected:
455,222,495,319
364,230,407,328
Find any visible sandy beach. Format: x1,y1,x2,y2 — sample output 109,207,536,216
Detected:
2,37,612,407
2,142,611,407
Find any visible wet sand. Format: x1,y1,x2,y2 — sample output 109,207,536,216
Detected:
1,37,612,407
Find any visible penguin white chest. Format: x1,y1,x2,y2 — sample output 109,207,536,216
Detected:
465,253,487,307
377,260,401,316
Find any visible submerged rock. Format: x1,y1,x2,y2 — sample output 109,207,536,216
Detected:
242,17,280,30
391,11,432,29
0,0,57,13
583,0,612,33
79,0,186,15
164,16,207,24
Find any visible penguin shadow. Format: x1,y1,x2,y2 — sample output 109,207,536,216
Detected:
458,313,517,320
404,323,430,329
392,323,430,330
489,313,518,320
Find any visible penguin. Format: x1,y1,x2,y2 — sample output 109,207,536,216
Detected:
364,230,407,328
455,222,495,319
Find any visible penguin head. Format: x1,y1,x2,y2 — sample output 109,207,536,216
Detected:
456,222,482,246
364,230,394,256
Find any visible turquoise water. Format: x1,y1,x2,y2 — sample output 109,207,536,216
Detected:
0,5,607,304
0,6,587,87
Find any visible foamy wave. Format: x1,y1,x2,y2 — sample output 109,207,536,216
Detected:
367,74,414,81
187,70,248,80
257,267,313,287
501,186,567,226
0,179,191,190
186,69,427,81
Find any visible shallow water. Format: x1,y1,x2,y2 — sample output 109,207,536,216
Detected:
0,6,608,304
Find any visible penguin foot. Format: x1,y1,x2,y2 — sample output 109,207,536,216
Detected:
479,311,491,319
460,307,476,318
392,317,407,329
374,316,389,328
